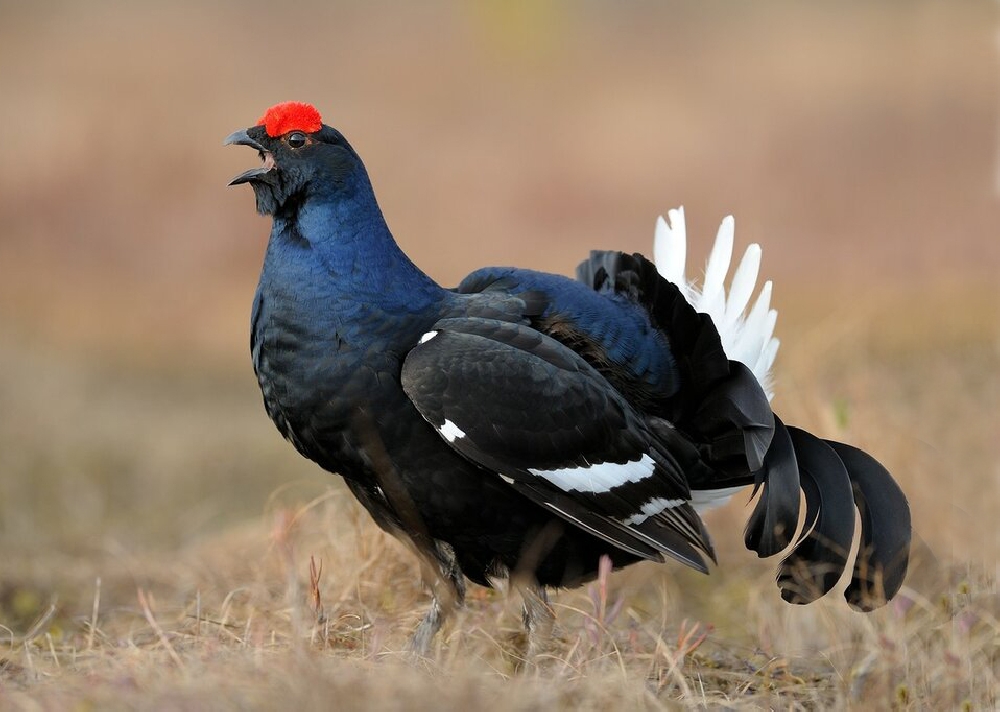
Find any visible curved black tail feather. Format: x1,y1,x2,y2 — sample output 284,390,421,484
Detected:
744,415,801,557
749,421,911,609
777,427,857,604
825,440,911,610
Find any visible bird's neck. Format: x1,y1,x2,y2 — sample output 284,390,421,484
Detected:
268,177,444,314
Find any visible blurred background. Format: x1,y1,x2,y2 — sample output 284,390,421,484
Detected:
0,0,996,617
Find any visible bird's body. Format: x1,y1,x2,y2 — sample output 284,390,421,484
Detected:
251,210,670,587
227,102,911,652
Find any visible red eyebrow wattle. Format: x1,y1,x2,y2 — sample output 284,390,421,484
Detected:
256,102,323,138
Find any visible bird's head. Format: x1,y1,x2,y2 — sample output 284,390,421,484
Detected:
225,102,364,216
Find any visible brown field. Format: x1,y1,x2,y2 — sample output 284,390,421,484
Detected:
1,1,997,709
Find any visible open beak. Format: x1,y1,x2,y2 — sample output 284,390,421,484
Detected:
224,129,276,186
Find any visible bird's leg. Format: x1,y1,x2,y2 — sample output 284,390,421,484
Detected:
518,581,555,661
351,413,467,656
410,595,446,656
408,540,466,656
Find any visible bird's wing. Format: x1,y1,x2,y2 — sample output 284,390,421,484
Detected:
400,316,715,572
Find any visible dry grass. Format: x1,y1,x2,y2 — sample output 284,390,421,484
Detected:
2,490,997,710
1,1,997,708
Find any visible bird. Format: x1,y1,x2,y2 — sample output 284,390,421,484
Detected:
225,101,911,655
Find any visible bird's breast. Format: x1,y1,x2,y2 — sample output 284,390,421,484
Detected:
250,283,437,471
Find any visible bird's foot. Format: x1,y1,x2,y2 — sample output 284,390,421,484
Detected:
520,583,557,665
407,596,445,657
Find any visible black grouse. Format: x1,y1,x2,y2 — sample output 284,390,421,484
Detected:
225,101,911,654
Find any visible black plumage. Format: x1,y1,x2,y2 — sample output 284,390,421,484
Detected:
225,102,912,652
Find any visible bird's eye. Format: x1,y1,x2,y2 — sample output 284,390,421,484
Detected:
287,132,307,149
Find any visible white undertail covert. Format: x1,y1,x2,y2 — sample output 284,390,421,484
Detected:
653,207,781,512
653,207,780,401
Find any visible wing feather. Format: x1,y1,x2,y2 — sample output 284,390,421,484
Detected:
401,317,715,571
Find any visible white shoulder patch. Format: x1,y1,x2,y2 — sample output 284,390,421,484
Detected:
418,330,439,344
439,419,466,442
